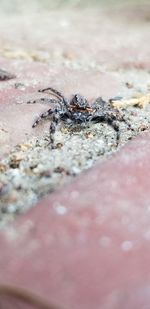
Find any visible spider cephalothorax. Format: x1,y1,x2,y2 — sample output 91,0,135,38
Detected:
28,87,130,148
70,94,90,109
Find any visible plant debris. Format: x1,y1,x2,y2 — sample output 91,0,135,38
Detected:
111,93,150,109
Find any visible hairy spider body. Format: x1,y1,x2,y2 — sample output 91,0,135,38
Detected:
28,87,130,147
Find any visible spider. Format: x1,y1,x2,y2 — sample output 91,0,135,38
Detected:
28,87,130,148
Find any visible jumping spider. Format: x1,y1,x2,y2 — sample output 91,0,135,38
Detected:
28,87,130,148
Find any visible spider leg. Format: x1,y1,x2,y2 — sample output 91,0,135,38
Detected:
92,97,107,110
32,109,53,128
49,112,61,148
39,87,68,105
110,120,120,142
38,87,65,99
115,111,133,131
106,115,121,143
27,98,59,105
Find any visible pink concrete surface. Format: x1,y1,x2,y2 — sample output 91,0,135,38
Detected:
1,3,150,308
1,132,150,308
0,6,150,70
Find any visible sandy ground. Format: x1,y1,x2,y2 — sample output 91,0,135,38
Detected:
1,96,150,227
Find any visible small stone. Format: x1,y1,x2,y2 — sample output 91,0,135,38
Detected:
14,82,26,90
9,152,24,168
71,166,81,175
61,127,69,133
63,51,77,60
0,187,18,203
39,170,51,177
17,143,31,151
56,143,63,149
54,167,66,173
0,163,7,172
139,124,149,132
125,82,134,89
7,203,18,213
85,132,94,139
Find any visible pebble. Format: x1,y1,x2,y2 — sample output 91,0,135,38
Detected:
9,152,24,168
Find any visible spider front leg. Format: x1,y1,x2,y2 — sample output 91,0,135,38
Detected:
110,120,120,143
119,113,132,131
38,87,68,107
39,87,65,100
49,112,61,148
102,113,120,143
32,108,53,128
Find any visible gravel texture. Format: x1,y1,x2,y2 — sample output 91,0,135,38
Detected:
1,100,150,227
